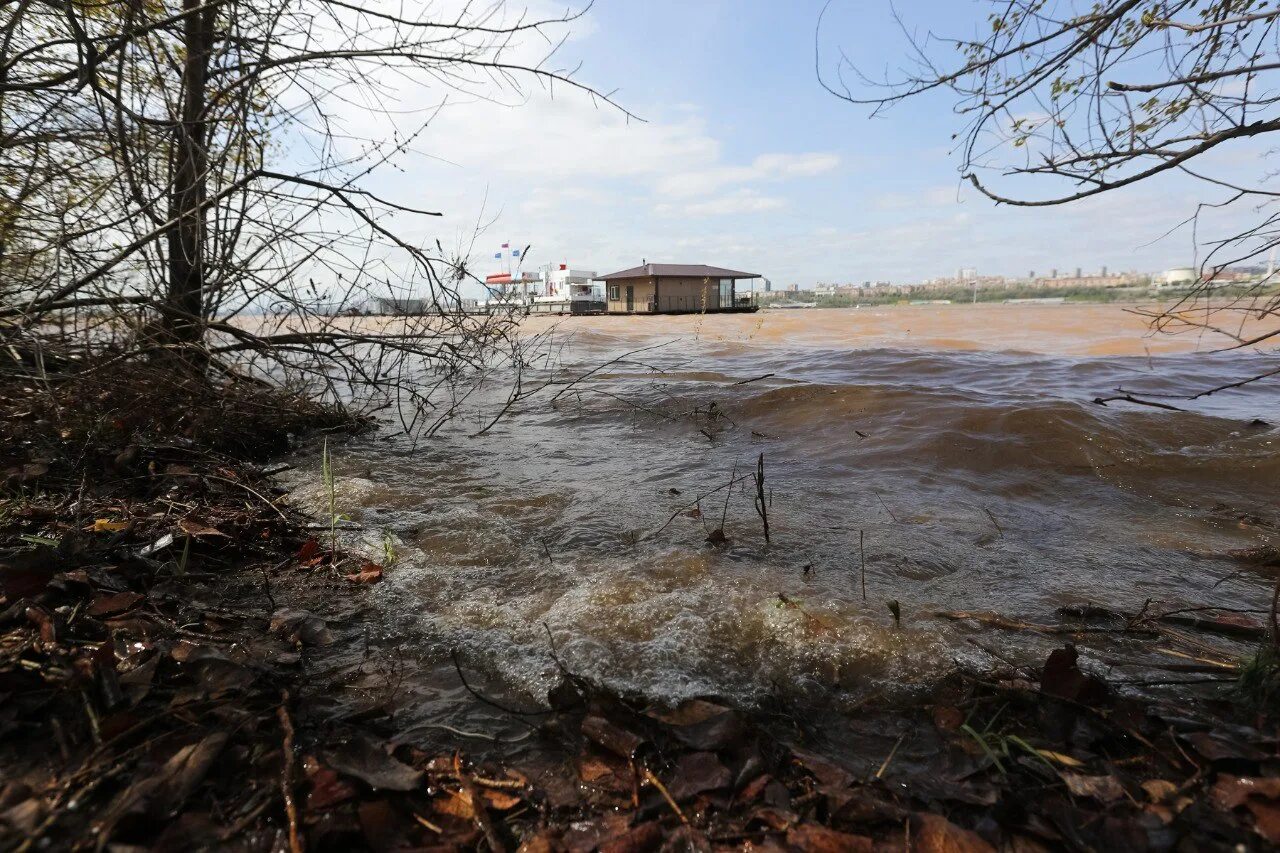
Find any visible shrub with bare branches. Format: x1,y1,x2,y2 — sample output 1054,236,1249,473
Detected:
0,0,623,428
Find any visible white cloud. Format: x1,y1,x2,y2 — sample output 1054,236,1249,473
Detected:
655,189,787,217
655,152,840,199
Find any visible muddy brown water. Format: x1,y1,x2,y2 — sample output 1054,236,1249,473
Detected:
282,304,1280,747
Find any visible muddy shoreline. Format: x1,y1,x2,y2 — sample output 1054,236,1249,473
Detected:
3,362,1280,851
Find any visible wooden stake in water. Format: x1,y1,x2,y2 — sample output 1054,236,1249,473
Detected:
860,529,867,602
753,453,770,544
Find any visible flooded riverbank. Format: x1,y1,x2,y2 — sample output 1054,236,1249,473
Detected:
284,303,1280,737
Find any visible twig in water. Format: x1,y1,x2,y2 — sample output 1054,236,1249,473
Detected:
451,650,554,718
641,767,689,825
454,755,505,852
1092,394,1186,412
706,467,737,544
649,474,754,539
550,341,676,401
874,732,907,779
539,537,554,567
542,621,590,707
277,691,303,853
875,492,899,523
720,466,736,531
752,453,770,544
859,530,867,602
731,372,775,386
982,507,1003,537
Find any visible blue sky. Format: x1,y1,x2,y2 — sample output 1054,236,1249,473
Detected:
352,0,1270,294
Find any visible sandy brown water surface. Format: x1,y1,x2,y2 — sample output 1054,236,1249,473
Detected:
284,303,1280,740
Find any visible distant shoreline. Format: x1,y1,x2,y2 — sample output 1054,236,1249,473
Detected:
760,285,1275,310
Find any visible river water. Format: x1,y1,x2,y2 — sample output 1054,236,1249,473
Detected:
284,304,1280,734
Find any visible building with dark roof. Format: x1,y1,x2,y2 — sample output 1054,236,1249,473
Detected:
596,264,761,314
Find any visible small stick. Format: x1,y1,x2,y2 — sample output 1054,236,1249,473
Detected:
859,530,867,602
875,492,899,523
720,465,736,531
982,507,1003,537
456,755,506,852
277,691,303,853
874,732,907,779
260,564,277,611
753,453,770,544
413,813,443,834
641,767,688,824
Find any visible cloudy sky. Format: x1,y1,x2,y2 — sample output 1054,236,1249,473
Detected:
347,0,1271,294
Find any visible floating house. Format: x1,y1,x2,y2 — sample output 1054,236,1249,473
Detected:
484,265,605,314
597,264,761,314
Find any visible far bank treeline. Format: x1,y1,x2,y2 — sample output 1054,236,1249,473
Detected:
775,282,1276,308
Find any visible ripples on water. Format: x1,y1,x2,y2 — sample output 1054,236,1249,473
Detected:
282,306,1280,724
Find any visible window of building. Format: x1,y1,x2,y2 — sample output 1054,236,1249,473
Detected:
609,284,620,300
719,278,733,305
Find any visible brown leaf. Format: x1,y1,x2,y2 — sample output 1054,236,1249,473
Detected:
433,788,475,820
791,748,854,789
651,698,729,726
323,734,423,792
1061,773,1125,803
1246,798,1280,845
269,608,334,645
20,462,49,481
346,562,383,584
517,833,558,853
666,751,731,802
177,518,227,538
786,824,873,853
1187,732,1267,762
1141,779,1178,803
305,760,357,810
665,703,746,751
739,773,772,802
88,591,144,617
105,732,229,826
481,789,522,811
599,820,664,853
913,813,995,853
576,753,632,794
582,715,645,759
933,706,964,731
1210,776,1280,810
296,538,321,561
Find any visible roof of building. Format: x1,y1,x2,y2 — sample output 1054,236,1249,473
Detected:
597,263,760,281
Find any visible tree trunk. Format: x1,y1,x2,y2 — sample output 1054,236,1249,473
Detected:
164,0,215,352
